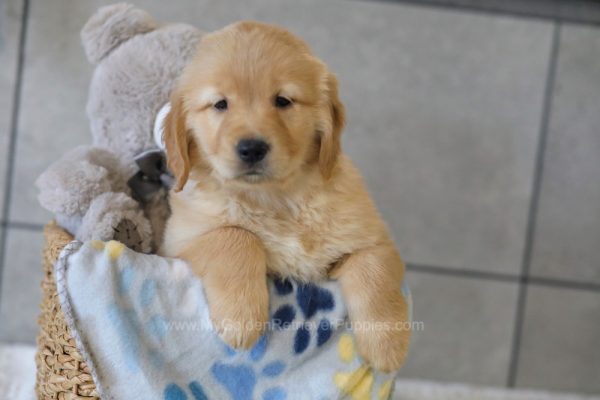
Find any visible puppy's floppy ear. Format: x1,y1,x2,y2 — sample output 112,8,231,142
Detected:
164,91,191,192
319,73,346,180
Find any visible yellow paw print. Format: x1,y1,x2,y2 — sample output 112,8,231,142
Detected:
90,240,125,261
333,334,394,400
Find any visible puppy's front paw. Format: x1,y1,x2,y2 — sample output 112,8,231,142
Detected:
210,285,269,350
353,323,410,373
352,293,411,373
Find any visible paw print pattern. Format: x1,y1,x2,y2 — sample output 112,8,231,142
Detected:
96,241,167,372
210,335,288,400
164,381,208,400
333,334,394,400
272,279,335,355
91,242,392,399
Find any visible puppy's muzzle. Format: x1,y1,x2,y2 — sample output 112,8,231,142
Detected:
236,138,270,165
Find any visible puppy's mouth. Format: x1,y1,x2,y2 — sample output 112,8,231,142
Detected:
236,167,271,183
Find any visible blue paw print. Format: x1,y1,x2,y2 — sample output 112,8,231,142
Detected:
108,266,166,372
210,335,287,400
272,279,335,355
164,381,208,400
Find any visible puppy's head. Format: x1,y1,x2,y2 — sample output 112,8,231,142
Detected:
164,21,345,191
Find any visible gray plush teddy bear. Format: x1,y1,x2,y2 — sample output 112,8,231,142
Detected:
36,3,203,252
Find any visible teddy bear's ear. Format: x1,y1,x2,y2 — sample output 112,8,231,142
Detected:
81,3,158,64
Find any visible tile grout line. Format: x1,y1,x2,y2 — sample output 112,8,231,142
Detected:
407,263,519,283
1,220,45,231
506,21,561,388
363,0,600,28
0,0,30,303
528,276,600,293
407,262,600,293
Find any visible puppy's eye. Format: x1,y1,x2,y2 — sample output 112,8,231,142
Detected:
274,96,292,108
214,99,228,111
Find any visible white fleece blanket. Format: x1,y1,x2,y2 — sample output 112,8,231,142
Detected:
50,239,600,400
55,239,408,400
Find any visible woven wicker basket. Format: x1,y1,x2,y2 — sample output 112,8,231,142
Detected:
35,222,100,399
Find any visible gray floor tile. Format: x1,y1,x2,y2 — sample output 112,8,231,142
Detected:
530,25,600,284
516,285,600,394
400,270,518,386
9,0,98,225
0,228,44,344
0,0,23,215
15,0,552,275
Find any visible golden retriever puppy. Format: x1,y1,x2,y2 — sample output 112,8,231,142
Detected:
161,21,410,372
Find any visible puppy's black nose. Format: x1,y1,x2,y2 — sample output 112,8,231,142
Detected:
236,139,270,164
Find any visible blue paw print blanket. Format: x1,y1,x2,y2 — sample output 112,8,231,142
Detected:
55,240,412,400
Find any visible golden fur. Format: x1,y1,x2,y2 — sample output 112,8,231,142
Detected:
161,21,410,372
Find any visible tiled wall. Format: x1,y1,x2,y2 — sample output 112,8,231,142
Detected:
0,0,598,395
